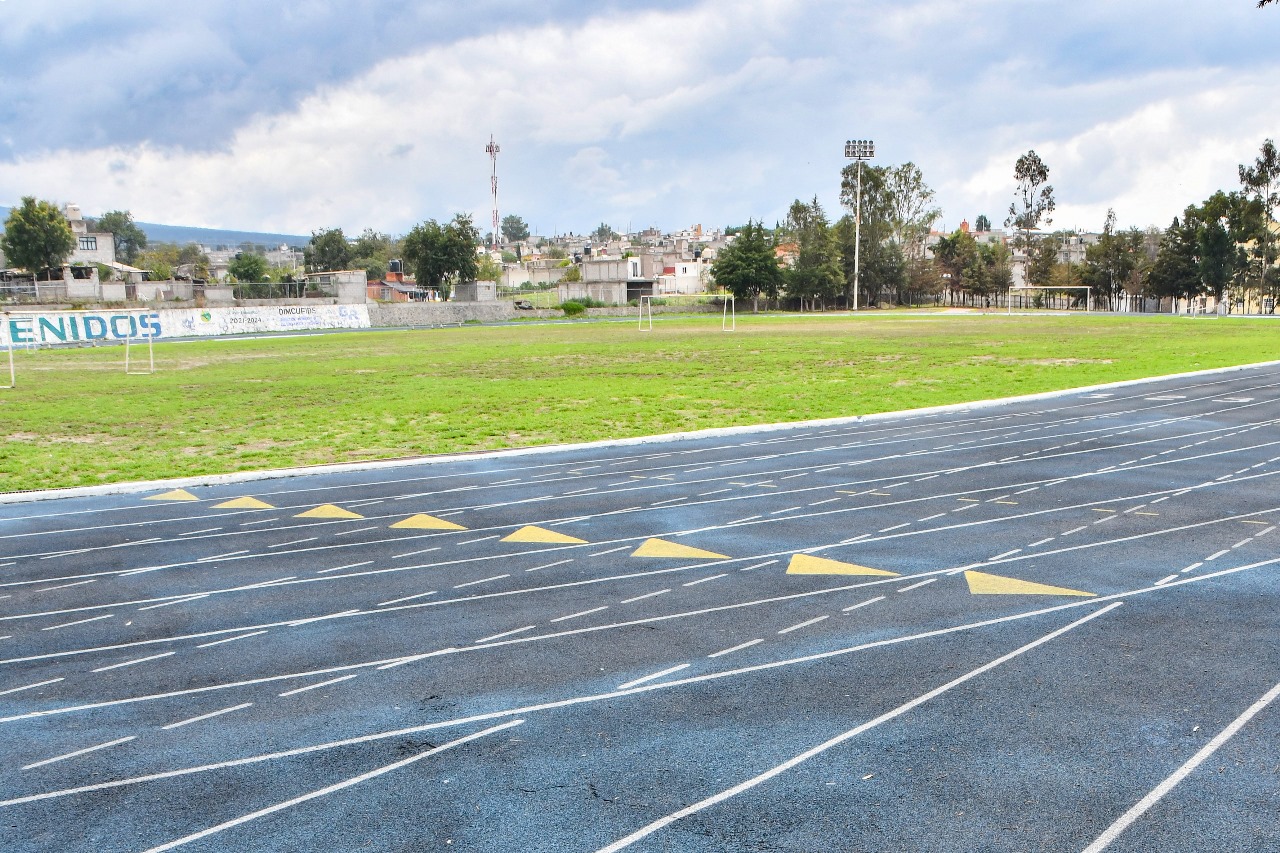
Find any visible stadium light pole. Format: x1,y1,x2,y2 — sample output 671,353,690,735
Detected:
844,139,875,311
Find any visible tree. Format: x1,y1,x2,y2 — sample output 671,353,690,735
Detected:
305,227,352,272
1027,234,1060,287
1005,150,1056,278
92,210,148,265
1239,139,1278,294
975,214,992,232
1146,217,1201,304
501,215,530,243
709,220,782,312
592,222,615,243
401,213,479,301
1083,209,1146,308
228,252,268,282
878,162,942,262
839,161,938,305
784,198,841,309
0,197,75,279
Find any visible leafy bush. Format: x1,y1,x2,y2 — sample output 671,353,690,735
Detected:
561,300,585,317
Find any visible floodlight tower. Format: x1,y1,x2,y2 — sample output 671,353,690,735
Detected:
486,134,501,250
844,139,875,311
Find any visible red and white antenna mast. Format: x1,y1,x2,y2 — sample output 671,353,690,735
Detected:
485,134,500,250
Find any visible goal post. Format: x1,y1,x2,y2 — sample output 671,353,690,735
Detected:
722,294,735,331
637,294,654,331
1006,285,1092,314
124,315,156,375
1,330,13,390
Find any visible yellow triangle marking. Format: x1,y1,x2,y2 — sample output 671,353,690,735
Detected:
501,525,588,545
214,497,274,509
785,554,900,577
964,570,1095,597
145,489,199,502
294,504,364,519
632,538,729,560
391,514,467,531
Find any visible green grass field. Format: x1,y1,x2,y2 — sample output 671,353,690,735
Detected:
2,313,1277,492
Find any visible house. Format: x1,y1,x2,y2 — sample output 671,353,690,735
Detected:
559,256,653,305
64,204,117,266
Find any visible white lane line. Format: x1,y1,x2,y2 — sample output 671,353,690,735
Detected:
809,498,841,507
729,515,763,524
138,595,211,611
459,535,499,545
708,639,764,658
91,651,176,673
474,625,536,644
1028,537,1056,548
453,574,509,589
1153,574,1179,586
36,580,97,592
162,703,253,731
377,591,438,607
1258,526,1276,537
286,610,360,627
550,606,609,623
137,721,524,853
917,513,947,522
23,736,136,771
878,523,911,533
1231,538,1252,549
525,559,574,573
278,674,360,697
618,664,691,690
778,615,829,634
193,550,250,563
842,596,886,612
1061,525,1088,536
392,546,440,560
269,537,318,549
739,560,779,572
590,546,631,557
332,526,379,538
1180,562,1204,574
698,489,733,497
620,589,669,604
41,614,113,631
652,497,687,506
771,507,802,515
989,549,1023,561
316,560,375,574
593,602,1123,853
0,677,64,697
564,488,598,495
196,631,268,649
239,518,278,526
1205,549,1230,561
1081,679,1280,853
1014,487,1040,494
897,579,937,593
683,574,727,587
178,527,223,537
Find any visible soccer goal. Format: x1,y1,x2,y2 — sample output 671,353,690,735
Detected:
1006,286,1092,314
722,294,736,331
638,294,654,331
124,322,156,375
1,333,13,389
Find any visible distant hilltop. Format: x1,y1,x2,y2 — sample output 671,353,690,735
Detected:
0,205,309,249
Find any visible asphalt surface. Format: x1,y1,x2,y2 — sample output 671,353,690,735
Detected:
2,364,1279,852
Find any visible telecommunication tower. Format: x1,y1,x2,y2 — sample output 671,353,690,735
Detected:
485,134,500,249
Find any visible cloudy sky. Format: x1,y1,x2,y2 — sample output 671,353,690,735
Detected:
1,0,1276,238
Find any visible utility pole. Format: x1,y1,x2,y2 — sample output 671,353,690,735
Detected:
486,134,500,251
844,139,875,311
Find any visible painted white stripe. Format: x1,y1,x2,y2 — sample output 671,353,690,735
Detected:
42,614,113,631
738,560,779,572
618,663,690,690
1082,679,1280,853
897,578,937,593
708,639,763,658
137,721,524,853
589,546,631,557
138,595,210,611
593,603,1123,853
163,703,253,730
620,589,669,604
989,549,1022,561
377,591,438,607
525,559,574,573
1028,537,1056,547
332,526,378,538
92,652,176,672
778,615,829,634
392,546,440,559
23,736,136,770
36,580,97,592
1153,574,1179,586
278,674,360,696
286,610,360,627
196,631,268,649
842,596,885,612
1205,549,1230,561
550,606,609,623
269,537,317,549
0,677,64,697
453,574,509,589
474,625,536,643
315,560,375,574
683,574,727,587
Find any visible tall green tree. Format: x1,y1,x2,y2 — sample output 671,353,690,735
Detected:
92,210,148,265
501,214,530,243
1083,209,1146,308
0,196,75,279
352,228,392,280
227,252,268,282
305,227,352,272
784,198,841,309
974,214,992,232
591,222,616,244
709,220,782,312
1239,139,1278,294
402,213,479,301
1146,217,1201,304
1005,150,1056,288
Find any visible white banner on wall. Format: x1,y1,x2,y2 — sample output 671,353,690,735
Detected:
2,305,371,345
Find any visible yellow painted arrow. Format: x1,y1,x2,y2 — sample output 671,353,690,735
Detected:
501,525,588,544
295,504,364,519
145,489,199,502
964,570,1095,597
632,538,728,560
391,514,467,531
786,554,899,577
214,497,274,509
